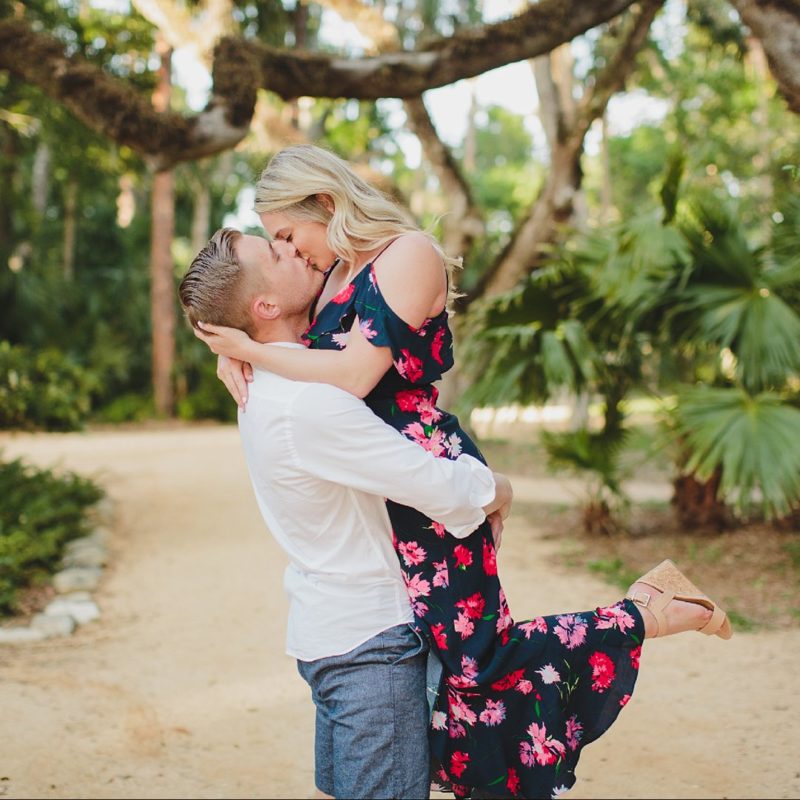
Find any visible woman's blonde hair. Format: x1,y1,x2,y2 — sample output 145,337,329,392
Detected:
254,145,460,294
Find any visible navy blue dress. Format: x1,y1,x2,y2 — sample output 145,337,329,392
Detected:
303,262,644,799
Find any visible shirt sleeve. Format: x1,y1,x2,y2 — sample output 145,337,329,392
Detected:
287,383,495,538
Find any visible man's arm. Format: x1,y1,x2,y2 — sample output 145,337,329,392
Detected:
288,383,508,538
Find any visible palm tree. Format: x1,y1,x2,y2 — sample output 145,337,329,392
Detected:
461,176,800,529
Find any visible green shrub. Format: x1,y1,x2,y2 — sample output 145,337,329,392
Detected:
0,456,103,616
0,341,96,431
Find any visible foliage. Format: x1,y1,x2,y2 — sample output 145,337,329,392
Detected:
0,341,95,431
0,456,103,616
462,166,800,524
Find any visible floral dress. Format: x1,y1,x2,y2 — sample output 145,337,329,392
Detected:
303,260,644,800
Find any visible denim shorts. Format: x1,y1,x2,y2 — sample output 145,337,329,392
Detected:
297,623,430,799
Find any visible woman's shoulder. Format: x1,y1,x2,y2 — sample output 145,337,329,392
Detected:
375,231,441,271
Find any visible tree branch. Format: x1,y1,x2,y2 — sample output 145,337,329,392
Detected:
728,0,800,113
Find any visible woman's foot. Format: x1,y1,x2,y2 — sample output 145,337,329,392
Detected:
625,559,732,640
627,580,713,639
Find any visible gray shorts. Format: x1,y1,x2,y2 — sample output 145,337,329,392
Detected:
297,624,430,799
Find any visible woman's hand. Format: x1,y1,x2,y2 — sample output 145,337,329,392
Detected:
194,321,257,362
216,355,253,410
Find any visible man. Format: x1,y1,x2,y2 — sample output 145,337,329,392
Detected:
178,229,513,800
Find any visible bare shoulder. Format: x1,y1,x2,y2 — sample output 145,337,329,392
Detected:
373,232,447,325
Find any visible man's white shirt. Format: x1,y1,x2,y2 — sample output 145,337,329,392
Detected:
237,343,496,662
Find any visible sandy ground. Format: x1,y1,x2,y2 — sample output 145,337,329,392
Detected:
0,425,798,800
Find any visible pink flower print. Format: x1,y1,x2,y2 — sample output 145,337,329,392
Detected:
479,699,507,727
507,767,521,796
453,611,475,639
429,521,446,538
448,719,466,739
446,432,463,457
526,722,566,766
519,740,536,768
431,622,448,651
619,693,631,707
401,422,446,457
565,714,583,751
535,663,561,685
515,679,534,695
431,327,446,364
431,710,447,730
395,388,427,412
398,540,427,567
433,559,449,589
418,397,443,425
403,571,431,601
518,617,548,638
414,317,432,337
369,264,379,290
450,751,470,779
358,318,378,340
395,349,424,383
448,674,477,690
589,650,616,693
595,602,636,633
449,691,477,727
455,592,485,620
461,655,479,681
491,668,525,691
331,283,354,304
411,599,429,616
453,544,473,570
630,645,641,670
496,588,513,634
482,540,498,576
331,331,350,349
554,614,588,650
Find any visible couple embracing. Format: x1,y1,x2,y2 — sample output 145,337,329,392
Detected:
179,145,731,800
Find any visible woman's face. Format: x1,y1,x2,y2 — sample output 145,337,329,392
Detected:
260,210,337,274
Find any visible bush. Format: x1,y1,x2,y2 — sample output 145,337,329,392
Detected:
0,341,96,431
0,456,104,616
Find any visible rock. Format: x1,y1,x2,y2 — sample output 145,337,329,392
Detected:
87,496,116,526
62,540,107,568
31,613,76,637
53,566,102,593
44,597,100,625
0,626,46,644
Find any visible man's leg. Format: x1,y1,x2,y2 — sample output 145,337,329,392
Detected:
298,624,430,800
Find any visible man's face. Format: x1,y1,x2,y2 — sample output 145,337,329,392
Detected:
235,234,323,318
259,210,337,274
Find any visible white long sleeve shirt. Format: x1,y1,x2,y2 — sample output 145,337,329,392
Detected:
237,345,496,662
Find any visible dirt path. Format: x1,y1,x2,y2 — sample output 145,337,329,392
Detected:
1,425,798,800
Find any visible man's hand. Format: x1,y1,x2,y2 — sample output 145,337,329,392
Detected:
487,510,504,549
483,471,513,530
216,355,253,410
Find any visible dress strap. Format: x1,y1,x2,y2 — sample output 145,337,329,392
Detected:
370,237,401,266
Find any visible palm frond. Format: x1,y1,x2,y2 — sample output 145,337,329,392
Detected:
672,386,800,518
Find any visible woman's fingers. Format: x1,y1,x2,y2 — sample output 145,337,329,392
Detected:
488,511,504,549
216,355,249,409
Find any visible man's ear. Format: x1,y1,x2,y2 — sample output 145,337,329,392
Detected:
316,194,334,214
252,295,280,321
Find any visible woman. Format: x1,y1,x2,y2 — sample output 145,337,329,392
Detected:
195,145,731,799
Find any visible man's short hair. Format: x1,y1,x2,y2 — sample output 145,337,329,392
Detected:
179,227,262,338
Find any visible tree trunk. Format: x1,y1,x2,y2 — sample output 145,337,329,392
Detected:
150,37,176,417
62,180,77,280
672,470,732,530
190,175,212,253
32,140,50,219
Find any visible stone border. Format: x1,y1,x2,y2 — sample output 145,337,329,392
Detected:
0,495,115,644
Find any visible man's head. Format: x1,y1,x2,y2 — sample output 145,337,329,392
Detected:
179,227,323,342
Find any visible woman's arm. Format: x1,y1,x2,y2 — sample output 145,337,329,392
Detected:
199,319,393,399
198,233,447,399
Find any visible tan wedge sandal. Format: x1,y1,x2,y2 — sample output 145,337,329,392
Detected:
626,559,733,640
